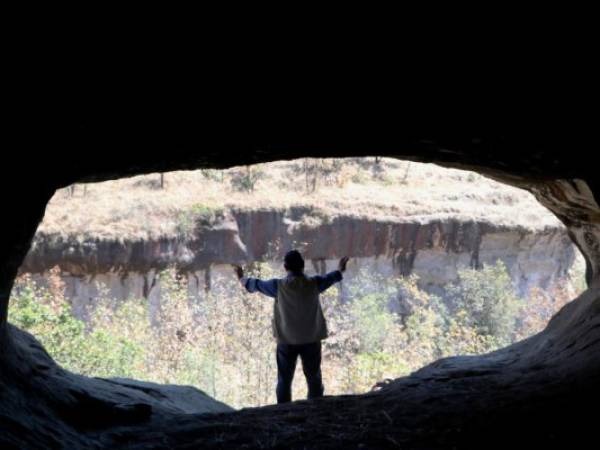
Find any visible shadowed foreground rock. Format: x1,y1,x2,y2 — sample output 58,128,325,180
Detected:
3,287,598,448
1,137,599,448
0,324,231,449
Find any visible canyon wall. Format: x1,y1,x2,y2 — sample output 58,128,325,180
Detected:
19,207,580,321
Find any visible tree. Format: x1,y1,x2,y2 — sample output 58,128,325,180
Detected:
302,158,344,193
67,184,88,196
400,162,411,184
230,166,263,192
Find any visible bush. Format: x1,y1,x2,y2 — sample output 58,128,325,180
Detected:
300,158,347,193
9,273,145,378
176,204,223,238
9,259,567,408
446,260,522,345
230,166,264,193
200,169,224,183
343,351,408,393
350,292,396,353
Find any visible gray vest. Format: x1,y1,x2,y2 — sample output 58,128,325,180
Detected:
273,275,328,344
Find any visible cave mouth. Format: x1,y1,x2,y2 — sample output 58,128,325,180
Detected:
1,141,599,448
9,157,586,409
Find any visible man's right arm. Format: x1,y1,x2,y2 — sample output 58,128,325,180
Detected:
234,265,278,298
240,277,278,298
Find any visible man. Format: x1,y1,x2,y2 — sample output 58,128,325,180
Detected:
233,250,349,404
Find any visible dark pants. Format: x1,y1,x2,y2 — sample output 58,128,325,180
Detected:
276,341,324,404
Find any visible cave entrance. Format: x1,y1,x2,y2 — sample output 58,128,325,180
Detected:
9,157,586,409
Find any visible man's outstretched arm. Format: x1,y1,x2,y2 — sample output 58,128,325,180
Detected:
313,270,343,293
233,265,278,298
312,256,349,293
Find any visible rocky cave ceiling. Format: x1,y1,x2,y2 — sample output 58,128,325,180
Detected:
1,133,599,448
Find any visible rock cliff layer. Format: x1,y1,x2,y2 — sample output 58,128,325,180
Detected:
19,208,579,315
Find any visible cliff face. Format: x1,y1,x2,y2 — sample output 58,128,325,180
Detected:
19,207,579,317
233,208,577,293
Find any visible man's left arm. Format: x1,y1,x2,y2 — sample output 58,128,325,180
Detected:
313,270,343,293
313,256,349,293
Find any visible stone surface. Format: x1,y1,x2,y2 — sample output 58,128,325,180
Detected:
1,138,599,448
0,324,232,449
20,210,579,317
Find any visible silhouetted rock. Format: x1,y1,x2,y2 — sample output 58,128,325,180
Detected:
1,139,599,448
0,325,231,447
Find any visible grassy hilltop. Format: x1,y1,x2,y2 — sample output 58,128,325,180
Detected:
39,158,562,241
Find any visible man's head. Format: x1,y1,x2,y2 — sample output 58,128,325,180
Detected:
284,249,305,274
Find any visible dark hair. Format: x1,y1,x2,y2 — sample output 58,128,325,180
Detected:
284,249,305,274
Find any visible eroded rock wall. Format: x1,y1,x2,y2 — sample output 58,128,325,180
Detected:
18,209,580,319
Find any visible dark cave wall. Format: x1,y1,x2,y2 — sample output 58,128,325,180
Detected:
527,179,600,286
1,140,599,338
0,185,54,339
1,138,600,449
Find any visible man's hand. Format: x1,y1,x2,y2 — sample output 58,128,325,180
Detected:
233,265,244,280
338,256,349,272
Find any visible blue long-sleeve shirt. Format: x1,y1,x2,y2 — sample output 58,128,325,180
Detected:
241,270,343,298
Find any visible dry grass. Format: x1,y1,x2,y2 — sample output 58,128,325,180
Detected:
38,158,563,241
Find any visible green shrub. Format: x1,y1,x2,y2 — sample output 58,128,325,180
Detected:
446,260,522,344
200,169,224,183
176,204,223,238
343,351,409,393
9,275,145,378
350,293,396,353
9,258,565,408
230,166,264,193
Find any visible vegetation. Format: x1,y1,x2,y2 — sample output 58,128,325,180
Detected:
176,204,224,238
300,159,345,193
230,166,264,193
9,261,575,409
13,156,582,413
41,158,563,241
446,261,522,346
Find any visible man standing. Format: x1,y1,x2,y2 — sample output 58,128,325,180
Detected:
234,250,349,404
